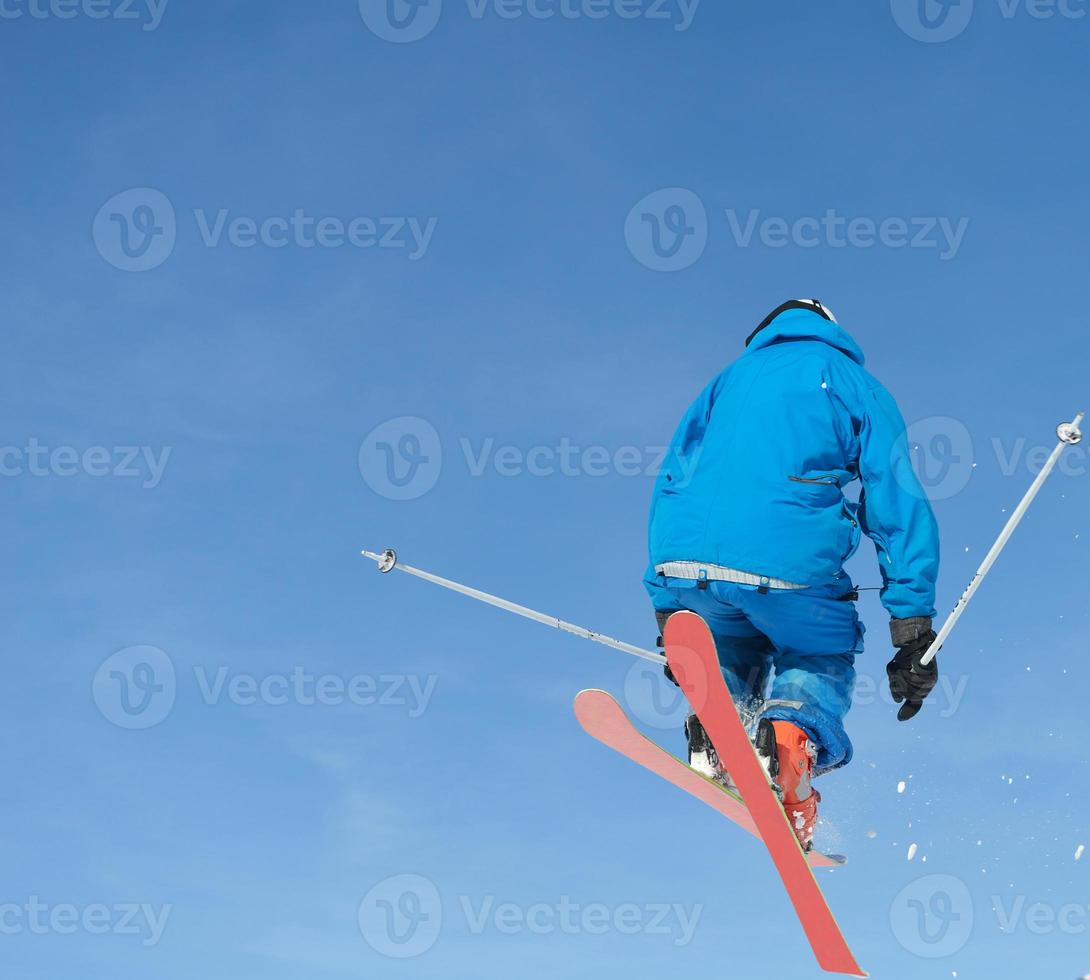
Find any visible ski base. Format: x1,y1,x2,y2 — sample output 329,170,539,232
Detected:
664,611,866,977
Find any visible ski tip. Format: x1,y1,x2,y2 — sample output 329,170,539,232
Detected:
822,956,868,977
574,688,613,704
573,689,622,732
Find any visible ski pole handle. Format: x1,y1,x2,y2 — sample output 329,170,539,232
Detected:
920,412,1083,666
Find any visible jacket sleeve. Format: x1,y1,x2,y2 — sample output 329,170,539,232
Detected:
856,383,940,621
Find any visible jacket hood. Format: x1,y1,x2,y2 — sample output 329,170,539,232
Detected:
744,305,866,366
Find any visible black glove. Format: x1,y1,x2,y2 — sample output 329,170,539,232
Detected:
886,617,939,722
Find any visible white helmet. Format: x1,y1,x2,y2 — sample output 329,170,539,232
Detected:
746,299,838,347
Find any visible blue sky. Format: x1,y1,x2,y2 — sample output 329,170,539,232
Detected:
2,1,1089,978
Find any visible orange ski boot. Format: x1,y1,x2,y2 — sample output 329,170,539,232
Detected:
755,719,821,852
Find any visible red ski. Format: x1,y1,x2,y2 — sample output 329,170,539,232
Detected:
663,611,866,977
574,688,843,869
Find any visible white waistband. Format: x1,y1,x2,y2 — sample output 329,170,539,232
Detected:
655,561,808,591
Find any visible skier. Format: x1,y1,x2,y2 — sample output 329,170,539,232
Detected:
645,299,941,850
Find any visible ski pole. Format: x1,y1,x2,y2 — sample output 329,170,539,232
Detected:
361,548,667,666
920,412,1083,666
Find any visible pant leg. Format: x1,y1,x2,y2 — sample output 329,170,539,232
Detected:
646,576,774,715
765,651,857,772
724,581,863,772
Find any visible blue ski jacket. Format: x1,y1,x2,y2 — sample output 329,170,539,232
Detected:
647,306,939,621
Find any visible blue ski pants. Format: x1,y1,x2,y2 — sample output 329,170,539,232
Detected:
646,575,863,772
